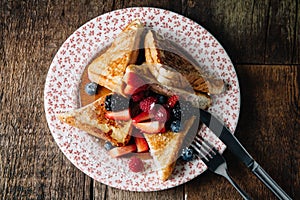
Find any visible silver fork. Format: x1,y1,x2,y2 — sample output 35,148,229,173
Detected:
190,135,252,200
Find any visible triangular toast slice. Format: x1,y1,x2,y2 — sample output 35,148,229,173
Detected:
88,20,144,95
144,30,225,95
57,93,132,147
143,117,196,181
123,64,212,109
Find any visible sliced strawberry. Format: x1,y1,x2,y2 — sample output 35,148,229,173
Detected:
105,109,131,121
123,72,145,88
124,84,149,95
134,135,149,153
128,156,144,172
132,112,153,123
108,144,137,158
133,121,165,134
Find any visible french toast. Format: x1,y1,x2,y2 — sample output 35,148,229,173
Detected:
123,64,212,109
88,19,144,95
144,30,225,95
143,117,196,181
57,93,132,147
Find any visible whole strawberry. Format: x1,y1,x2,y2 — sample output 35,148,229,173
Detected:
128,156,144,173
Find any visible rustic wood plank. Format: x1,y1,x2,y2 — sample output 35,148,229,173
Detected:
1,0,299,200
122,0,182,14
185,0,299,64
0,1,99,199
265,0,298,64
185,65,299,200
235,65,299,199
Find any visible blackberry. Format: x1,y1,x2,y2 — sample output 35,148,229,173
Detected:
105,94,129,111
171,103,181,120
180,101,193,120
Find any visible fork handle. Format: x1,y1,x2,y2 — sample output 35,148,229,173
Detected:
251,161,292,200
222,170,252,200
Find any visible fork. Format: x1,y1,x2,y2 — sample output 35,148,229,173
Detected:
189,135,252,200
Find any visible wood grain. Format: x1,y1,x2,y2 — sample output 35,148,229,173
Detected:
0,0,299,199
184,0,299,64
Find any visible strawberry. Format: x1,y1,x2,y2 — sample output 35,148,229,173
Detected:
133,121,165,134
134,133,149,153
132,111,153,123
128,156,144,173
167,95,179,108
105,109,131,121
123,72,148,95
153,105,170,123
123,72,145,88
139,96,157,112
108,144,137,158
124,84,149,95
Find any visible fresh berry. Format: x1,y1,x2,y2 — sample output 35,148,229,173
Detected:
133,121,165,134
104,141,114,151
132,112,152,123
156,94,168,104
153,105,170,123
105,109,131,121
85,82,98,95
131,91,145,102
134,133,149,153
171,103,181,120
170,120,181,132
139,96,157,112
179,101,193,120
123,72,148,95
167,95,179,108
128,156,144,172
105,94,129,111
108,144,137,158
181,147,194,161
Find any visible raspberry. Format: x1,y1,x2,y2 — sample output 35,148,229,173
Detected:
139,96,157,112
128,156,144,173
131,91,145,102
167,95,179,108
153,105,170,122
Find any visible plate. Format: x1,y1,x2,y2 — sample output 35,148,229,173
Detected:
44,7,240,192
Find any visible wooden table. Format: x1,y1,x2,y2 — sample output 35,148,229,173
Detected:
1,1,299,199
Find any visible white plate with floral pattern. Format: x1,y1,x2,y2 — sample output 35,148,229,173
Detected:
44,7,240,192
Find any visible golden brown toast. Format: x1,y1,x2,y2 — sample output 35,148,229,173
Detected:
144,30,225,95
123,64,212,109
88,20,144,95
57,93,132,147
144,117,196,181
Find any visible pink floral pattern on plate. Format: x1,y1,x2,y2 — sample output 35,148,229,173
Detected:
44,7,240,192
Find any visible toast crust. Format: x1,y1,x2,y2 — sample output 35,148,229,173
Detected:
144,116,196,181
57,94,132,147
88,20,144,95
144,30,225,94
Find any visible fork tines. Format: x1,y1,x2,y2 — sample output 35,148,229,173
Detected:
190,135,216,161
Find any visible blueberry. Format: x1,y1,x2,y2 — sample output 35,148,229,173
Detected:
156,94,167,104
85,82,98,95
104,141,114,151
170,120,181,132
181,147,194,161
